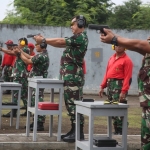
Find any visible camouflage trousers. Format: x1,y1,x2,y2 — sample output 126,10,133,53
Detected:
63,75,84,125
138,78,150,150
31,88,45,123
107,79,127,130
3,66,13,82
13,77,28,107
141,107,150,150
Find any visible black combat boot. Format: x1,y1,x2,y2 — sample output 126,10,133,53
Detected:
30,122,44,131
61,123,75,139
3,90,11,94
2,109,17,117
113,124,119,135
117,127,122,135
24,122,34,129
63,124,84,143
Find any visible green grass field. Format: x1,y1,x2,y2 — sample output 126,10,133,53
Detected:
1,93,141,135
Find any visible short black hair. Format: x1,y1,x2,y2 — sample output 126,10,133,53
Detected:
19,37,28,45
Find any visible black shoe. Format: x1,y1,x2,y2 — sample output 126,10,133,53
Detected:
61,123,75,139
24,122,34,129
2,110,17,118
63,131,84,143
63,131,76,142
20,111,27,116
113,128,122,135
3,90,11,94
117,129,122,135
63,124,84,143
30,122,44,131
61,130,73,139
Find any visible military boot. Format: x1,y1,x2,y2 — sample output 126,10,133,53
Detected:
2,109,17,117
61,123,75,139
3,90,11,94
24,122,34,129
117,127,122,135
63,124,84,143
30,122,44,131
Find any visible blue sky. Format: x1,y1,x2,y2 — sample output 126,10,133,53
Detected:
0,0,149,21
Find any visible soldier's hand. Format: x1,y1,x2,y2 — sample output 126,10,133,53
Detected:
99,87,104,98
34,35,45,44
100,28,115,44
119,93,126,103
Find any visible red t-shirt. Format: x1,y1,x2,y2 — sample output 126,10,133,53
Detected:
27,52,35,72
1,53,16,67
100,53,133,94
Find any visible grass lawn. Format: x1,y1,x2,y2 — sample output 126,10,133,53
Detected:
0,93,141,135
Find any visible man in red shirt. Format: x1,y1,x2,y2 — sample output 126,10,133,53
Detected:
99,45,133,135
27,43,35,72
1,40,16,94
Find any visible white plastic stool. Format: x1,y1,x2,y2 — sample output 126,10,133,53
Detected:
0,82,22,129
26,78,64,141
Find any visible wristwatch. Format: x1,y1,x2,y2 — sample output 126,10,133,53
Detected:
41,38,46,43
0,47,2,51
111,36,118,46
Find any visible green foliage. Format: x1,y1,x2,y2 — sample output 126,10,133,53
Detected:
1,0,150,29
131,4,150,29
1,0,114,26
107,0,142,29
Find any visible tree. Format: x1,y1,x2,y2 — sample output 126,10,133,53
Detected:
1,0,114,26
131,4,150,29
107,0,142,29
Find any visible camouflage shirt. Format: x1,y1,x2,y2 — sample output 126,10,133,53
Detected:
138,53,150,106
29,50,49,78
60,31,88,78
12,46,29,77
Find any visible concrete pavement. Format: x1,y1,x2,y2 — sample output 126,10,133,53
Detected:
0,133,141,150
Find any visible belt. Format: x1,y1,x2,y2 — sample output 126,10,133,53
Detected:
107,78,123,81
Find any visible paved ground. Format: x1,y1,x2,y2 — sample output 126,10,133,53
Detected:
0,133,140,150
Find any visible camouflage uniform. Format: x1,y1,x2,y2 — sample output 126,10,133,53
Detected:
11,46,29,107
60,31,88,125
138,53,150,150
3,66,13,82
107,79,128,132
29,49,49,123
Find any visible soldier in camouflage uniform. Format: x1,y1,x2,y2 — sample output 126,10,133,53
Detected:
138,53,150,150
99,45,133,135
14,42,49,131
34,15,88,142
1,40,16,94
100,29,150,150
0,38,29,117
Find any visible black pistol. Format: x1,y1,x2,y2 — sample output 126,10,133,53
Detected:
88,24,109,35
27,33,40,38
